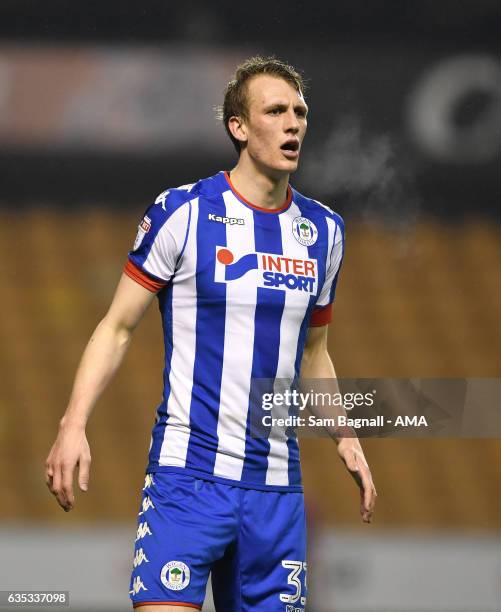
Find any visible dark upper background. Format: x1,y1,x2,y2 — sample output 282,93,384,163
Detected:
1,0,501,218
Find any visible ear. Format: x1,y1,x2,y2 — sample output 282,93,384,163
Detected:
228,115,248,146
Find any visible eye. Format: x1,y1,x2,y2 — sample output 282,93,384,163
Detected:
296,109,307,118
268,108,282,115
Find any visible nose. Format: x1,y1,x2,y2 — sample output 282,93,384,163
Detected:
285,109,300,133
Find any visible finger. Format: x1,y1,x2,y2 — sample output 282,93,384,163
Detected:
365,477,377,512
355,463,371,504
51,465,69,509
360,494,373,522
359,487,367,519
61,464,75,510
78,457,91,492
360,489,373,523
358,468,376,522
362,495,376,522
45,462,54,489
362,474,373,511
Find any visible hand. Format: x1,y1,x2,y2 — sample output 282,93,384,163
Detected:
45,421,91,512
337,438,377,523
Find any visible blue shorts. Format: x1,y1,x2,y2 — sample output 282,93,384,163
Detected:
129,472,307,611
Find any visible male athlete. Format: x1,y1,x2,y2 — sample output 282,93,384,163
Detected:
45,56,376,611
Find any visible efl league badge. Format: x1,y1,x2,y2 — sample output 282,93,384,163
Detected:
133,215,152,251
160,561,190,591
292,217,318,246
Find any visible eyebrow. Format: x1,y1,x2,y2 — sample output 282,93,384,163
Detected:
263,100,309,114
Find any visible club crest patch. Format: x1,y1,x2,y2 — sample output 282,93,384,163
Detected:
292,217,318,246
160,561,190,591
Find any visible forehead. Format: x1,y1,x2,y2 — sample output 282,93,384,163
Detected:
245,74,306,108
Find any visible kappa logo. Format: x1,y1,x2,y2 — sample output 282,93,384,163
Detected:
214,247,318,294
160,561,191,591
208,213,245,225
133,548,150,568
155,190,170,210
138,495,155,516
130,576,148,595
143,474,155,490
135,521,153,541
154,183,195,211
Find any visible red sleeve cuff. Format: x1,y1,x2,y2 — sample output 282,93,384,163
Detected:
309,303,333,326
124,259,167,293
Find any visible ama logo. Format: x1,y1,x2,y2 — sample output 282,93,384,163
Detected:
215,247,318,294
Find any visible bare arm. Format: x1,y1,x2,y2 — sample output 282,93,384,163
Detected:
45,273,157,511
301,325,377,523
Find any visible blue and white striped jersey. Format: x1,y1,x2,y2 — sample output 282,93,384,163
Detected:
125,171,344,491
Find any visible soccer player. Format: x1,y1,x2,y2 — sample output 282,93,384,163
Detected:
45,56,376,611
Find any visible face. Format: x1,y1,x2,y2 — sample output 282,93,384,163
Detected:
231,74,308,176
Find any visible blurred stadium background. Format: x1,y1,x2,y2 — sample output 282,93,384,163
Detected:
1,2,501,610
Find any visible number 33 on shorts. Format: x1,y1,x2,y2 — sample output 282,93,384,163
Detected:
280,560,307,609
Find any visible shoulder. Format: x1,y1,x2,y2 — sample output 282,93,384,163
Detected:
151,182,198,216
291,187,344,236
150,172,222,219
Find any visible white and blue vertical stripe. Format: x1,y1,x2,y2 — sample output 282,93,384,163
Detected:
132,172,344,492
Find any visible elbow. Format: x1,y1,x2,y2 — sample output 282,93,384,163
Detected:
301,334,332,378
301,344,320,377
96,315,133,348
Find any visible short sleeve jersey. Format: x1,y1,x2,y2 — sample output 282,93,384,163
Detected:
125,171,344,491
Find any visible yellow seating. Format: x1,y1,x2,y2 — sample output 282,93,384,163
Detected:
1,211,500,527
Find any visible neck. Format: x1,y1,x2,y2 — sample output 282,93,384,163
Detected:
228,155,290,211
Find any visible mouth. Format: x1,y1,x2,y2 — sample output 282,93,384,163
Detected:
280,139,300,159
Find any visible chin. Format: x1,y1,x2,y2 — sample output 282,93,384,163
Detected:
276,156,300,170
257,156,299,178
282,160,299,174
268,164,297,179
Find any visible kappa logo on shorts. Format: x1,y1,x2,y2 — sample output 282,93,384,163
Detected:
139,495,155,515
130,575,148,595
160,561,191,591
135,521,153,541
143,474,155,490
214,247,318,294
133,548,150,568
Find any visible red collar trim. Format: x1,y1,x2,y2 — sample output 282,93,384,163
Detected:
223,171,292,213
